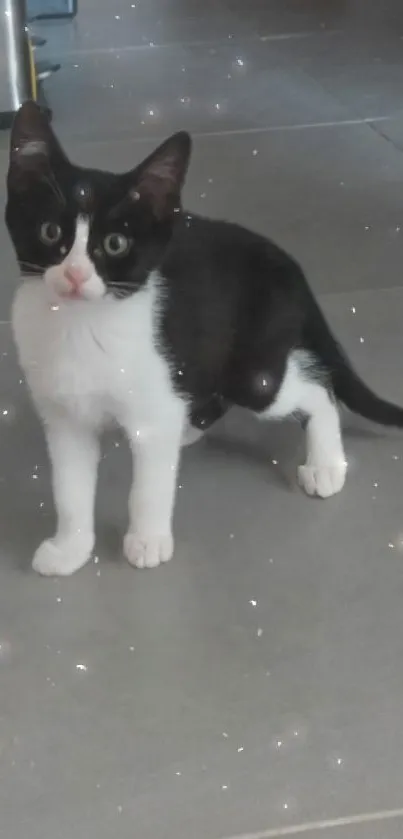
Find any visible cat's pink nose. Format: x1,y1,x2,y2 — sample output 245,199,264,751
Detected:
64,265,87,288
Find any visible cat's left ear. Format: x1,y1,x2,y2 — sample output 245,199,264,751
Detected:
8,100,67,191
134,131,192,220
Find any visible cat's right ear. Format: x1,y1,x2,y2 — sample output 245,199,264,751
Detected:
133,131,192,220
8,101,67,191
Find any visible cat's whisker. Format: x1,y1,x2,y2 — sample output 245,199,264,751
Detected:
41,171,66,207
20,260,45,272
47,171,65,205
20,263,45,277
112,290,130,299
110,283,134,292
20,258,44,267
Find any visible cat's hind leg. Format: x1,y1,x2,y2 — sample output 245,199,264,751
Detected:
260,350,347,498
182,394,229,446
181,423,204,447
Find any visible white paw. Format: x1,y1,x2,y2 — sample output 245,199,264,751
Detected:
298,461,347,498
124,532,174,569
181,424,204,447
32,534,94,576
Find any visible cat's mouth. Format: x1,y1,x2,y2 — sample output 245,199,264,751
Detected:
48,273,107,302
60,288,84,300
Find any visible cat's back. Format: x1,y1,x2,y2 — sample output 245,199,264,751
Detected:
167,212,272,267
164,212,301,297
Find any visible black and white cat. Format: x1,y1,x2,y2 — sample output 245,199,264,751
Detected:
6,101,403,576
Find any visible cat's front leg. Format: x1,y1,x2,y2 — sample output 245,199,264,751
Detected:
124,407,185,569
33,414,99,576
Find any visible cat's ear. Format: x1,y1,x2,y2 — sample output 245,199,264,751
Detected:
134,131,192,220
8,100,67,191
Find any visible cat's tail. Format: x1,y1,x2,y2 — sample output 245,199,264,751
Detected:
331,354,403,427
308,302,403,428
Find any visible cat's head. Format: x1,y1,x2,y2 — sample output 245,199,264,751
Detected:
6,101,191,302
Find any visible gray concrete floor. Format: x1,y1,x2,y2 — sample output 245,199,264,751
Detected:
1,1,403,837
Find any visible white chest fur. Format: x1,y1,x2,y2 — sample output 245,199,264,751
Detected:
12,274,183,429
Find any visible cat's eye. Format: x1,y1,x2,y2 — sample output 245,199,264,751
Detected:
103,233,131,258
39,221,62,246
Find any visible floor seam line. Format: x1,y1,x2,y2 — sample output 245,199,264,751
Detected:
189,116,393,139
219,807,403,839
53,28,342,58
24,115,395,150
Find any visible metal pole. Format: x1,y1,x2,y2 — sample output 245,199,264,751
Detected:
4,0,32,112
